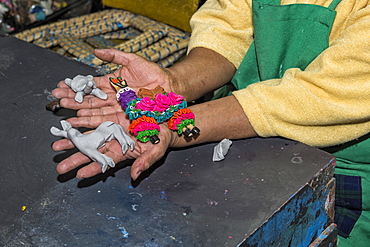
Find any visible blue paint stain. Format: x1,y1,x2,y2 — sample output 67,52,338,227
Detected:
106,216,117,220
118,226,129,238
128,185,134,189
160,191,167,200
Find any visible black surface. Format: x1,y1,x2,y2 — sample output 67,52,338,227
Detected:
0,36,334,246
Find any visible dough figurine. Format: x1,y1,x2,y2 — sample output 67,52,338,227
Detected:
50,120,135,173
111,77,200,144
65,75,107,103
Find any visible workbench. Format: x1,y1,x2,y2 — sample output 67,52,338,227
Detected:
0,35,336,246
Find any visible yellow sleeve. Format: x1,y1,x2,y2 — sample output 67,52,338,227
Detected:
233,4,370,147
188,0,254,68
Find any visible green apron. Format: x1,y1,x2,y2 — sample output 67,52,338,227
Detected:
220,0,370,246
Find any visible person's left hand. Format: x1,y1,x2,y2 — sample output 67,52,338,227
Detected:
52,76,125,128
52,119,174,180
51,49,173,129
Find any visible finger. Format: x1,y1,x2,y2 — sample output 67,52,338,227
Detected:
131,157,149,181
130,147,165,181
57,80,71,88
58,93,117,110
52,139,75,151
76,141,129,178
52,87,76,99
76,162,104,179
77,105,123,117
94,49,140,66
94,75,117,89
66,114,121,128
57,77,112,92
56,151,91,174
94,49,123,64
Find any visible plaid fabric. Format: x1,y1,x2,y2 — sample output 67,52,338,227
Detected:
335,174,362,238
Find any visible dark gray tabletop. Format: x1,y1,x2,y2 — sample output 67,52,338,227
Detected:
0,35,334,246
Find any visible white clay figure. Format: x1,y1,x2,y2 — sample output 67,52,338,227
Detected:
64,75,107,103
50,121,135,173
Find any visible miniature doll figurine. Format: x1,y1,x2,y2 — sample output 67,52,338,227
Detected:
111,77,200,144
50,120,135,173
65,75,107,103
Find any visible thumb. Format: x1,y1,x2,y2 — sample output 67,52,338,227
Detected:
94,48,136,66
130,148,165,181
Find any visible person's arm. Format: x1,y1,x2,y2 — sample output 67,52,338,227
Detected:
52,0,252,126
233,3,370,148
165,47,236,101
188,0,254,69
53,94,258,180
174,95,257,146
128,94,257,180
52,47,236,128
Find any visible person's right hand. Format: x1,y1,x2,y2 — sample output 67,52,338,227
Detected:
52,49,173,129
52,117,175,181
93,48,173,92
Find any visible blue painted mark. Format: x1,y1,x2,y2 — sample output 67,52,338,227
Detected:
160,191,167,200
118,226,129,238
106,216,117,220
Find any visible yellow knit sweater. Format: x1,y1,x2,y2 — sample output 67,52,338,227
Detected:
188,0,370,147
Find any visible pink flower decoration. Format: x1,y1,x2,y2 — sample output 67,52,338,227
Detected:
173,112,195,126
168,92,184,105
153,94,171,112
131,122,160,135
135,97,155,111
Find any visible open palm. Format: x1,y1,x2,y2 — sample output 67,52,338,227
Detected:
52,49,171,129
52,119,173,180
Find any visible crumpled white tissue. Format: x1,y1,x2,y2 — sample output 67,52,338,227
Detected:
213,138,233,161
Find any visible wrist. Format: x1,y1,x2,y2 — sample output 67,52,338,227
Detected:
160,124,179,148
163,67,183,97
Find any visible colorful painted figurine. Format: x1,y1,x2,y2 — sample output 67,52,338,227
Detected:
65,75,107,103
50,120,135,173
111,77,200,144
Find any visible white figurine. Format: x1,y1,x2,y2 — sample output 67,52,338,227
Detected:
51,121,135,173
64,75,107,103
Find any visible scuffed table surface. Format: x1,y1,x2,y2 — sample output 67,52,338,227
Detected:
0,35,334,246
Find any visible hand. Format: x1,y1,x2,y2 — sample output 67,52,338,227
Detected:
53,119,174,180
93,49,173,92
52,48,173,128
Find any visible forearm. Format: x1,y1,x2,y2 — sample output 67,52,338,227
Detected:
169,95,258,148
165,47,236,101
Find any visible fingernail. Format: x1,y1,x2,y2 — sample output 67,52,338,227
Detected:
133,170,142,181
